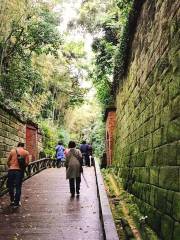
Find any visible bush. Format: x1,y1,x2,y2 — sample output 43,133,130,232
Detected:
39,120,59,157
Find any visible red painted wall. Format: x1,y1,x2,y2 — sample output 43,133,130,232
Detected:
26,125,38,161
106,111,116,166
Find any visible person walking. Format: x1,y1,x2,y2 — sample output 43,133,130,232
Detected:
7,142,29,207
55,141,65,168
80,140,90,166
65,141,83,197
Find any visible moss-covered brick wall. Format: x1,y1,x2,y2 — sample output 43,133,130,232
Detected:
0,107,25,176
113,0,180,239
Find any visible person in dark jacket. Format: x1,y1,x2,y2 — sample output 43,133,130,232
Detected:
65,141,83,197
80,140,90,166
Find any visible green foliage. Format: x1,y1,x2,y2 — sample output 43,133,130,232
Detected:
89,118,106,157
77,0,109,33
0,2,61,105
0,1,88,124
58,128,70,147
39,120,59,157
0,56,42,101
78,0,133,107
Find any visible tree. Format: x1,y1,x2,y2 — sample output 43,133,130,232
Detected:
77,0,133,107
0,2,61,102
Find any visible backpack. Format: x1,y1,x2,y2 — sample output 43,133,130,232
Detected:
16,149,26,171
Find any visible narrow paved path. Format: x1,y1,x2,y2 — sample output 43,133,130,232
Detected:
0,167,104,240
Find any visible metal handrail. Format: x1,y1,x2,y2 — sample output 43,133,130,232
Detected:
0,158,54,197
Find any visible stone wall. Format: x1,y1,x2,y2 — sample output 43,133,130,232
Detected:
0,107,25,175
113,0,180,239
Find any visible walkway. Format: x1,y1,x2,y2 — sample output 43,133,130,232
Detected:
0,167,104,240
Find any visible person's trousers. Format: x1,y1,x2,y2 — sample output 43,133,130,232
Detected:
69,177,81,195
85,154,90,166
7,170,23,204
56,159,62,168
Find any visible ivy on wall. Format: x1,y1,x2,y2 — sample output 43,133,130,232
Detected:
113,0,146,92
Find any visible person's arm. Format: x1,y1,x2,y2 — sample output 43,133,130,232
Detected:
7,151,12,167
25,152,30,166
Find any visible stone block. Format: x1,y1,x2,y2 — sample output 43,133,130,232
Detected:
154,95,163,114
166,200,173,216
132,168,139,182
169,75,180,99
162,87,169,107
154,114,161,130
145,149,154,166
150,167,159,186
141,134,152,151
154,147,163,165
139,167,150,183
177,141,180,166
170,95,180,120
172,192,180,221
159,167,179,191
136,152,145,166
161,105,170,127
130,154,137,167
149,185,155,207
167,119,180,143
161,214,174,240
167,190,175,204
162,143,177,166
0,164,6,172
154,187,167,212
148,207,161,234
153,128,162,147
161,125,168,145
173,222,180,240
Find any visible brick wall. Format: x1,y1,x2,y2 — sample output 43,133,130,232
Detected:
113,0,180,239
105,110,116,166
26,124,38,161
0,106,44,176
0,107,25,175
37,129,43,159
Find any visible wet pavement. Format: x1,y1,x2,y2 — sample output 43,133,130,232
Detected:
0,167,104,240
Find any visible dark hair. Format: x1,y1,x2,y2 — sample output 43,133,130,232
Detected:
17,142,25,147
82,140,86,144
58,141,63,145
68,141,76,148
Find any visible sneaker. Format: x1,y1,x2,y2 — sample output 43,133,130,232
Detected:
13,202,21,208
9,201,14,206
71,193,75,198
